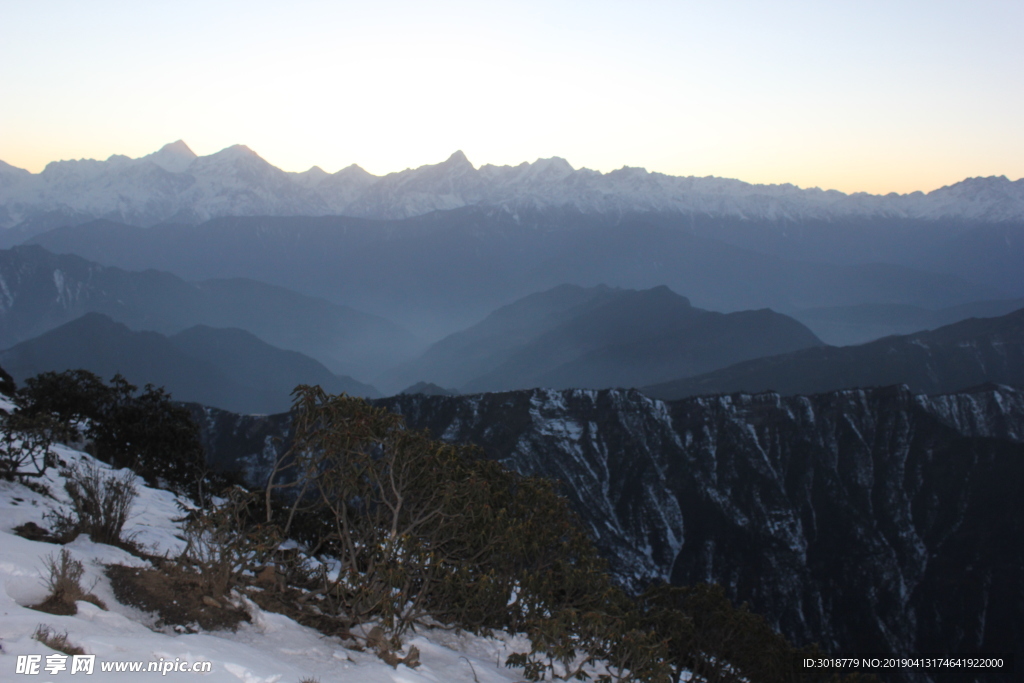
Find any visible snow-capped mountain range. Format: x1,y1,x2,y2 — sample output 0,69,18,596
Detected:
1,141,1023,229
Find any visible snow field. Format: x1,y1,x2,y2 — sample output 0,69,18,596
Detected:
0,443,536,683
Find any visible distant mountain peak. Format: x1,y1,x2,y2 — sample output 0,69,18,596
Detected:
642,284,690,305
0,159,31,177
161,140,195,155
217,144,259,158
442,150,473,169
75,310,115,323
534,156,573,171
143,140,197,173
335,163,375,179
609,165,650,177
514,156,575,182
59,311,131,335
191,144,279,178
298,165,328,179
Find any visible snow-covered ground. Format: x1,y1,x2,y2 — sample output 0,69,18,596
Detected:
0,437,534,683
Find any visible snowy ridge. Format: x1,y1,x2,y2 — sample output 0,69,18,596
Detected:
2,142,1023,228
919,383,1024,442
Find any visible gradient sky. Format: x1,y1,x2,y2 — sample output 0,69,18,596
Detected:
2,0,1022,194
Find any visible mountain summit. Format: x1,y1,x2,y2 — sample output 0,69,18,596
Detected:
442,149,472,167
143,140,197,173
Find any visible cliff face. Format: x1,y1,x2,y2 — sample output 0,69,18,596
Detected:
194,385,1024,679
379,385,1024,673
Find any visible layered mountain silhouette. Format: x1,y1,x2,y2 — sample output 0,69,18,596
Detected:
24,214,1007,339
0,313,377,414
381,284,824,394
0,245,420,380
643,307,1024,400
792,297,1024,346
4,145,1021,333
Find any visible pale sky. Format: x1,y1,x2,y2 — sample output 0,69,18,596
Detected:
1,0,1021,194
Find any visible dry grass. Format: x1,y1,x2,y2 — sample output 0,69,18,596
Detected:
13,521,57,542
33,625,86,656
32,549,105,616
105,563,250,632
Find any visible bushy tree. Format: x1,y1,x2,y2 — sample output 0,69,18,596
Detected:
90,377,207,491
261,389,651,662
1,366,58,481
0,364,15,398
15,369,210,496
18,369,111,427
265,386,514,632
637,583,876,683
0,410,57,481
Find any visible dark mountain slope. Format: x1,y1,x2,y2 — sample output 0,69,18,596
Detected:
386,284,822,394
792,297,1024,346
644,308,1024,400
378,284,623,391
185,277,420,378
673,212,1024,297
538,308,823,390
380,386,1024,681
193,384,1024,681
167,325,377,403
0,313,376,413
0,245,419,379
468,290,823,392
0,313,238,409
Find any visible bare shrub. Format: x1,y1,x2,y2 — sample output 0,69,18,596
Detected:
32,549,105,615
47,462,137,546
174,487,269,598
42,549,85,602
33,625,86,656
365,626,420,668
